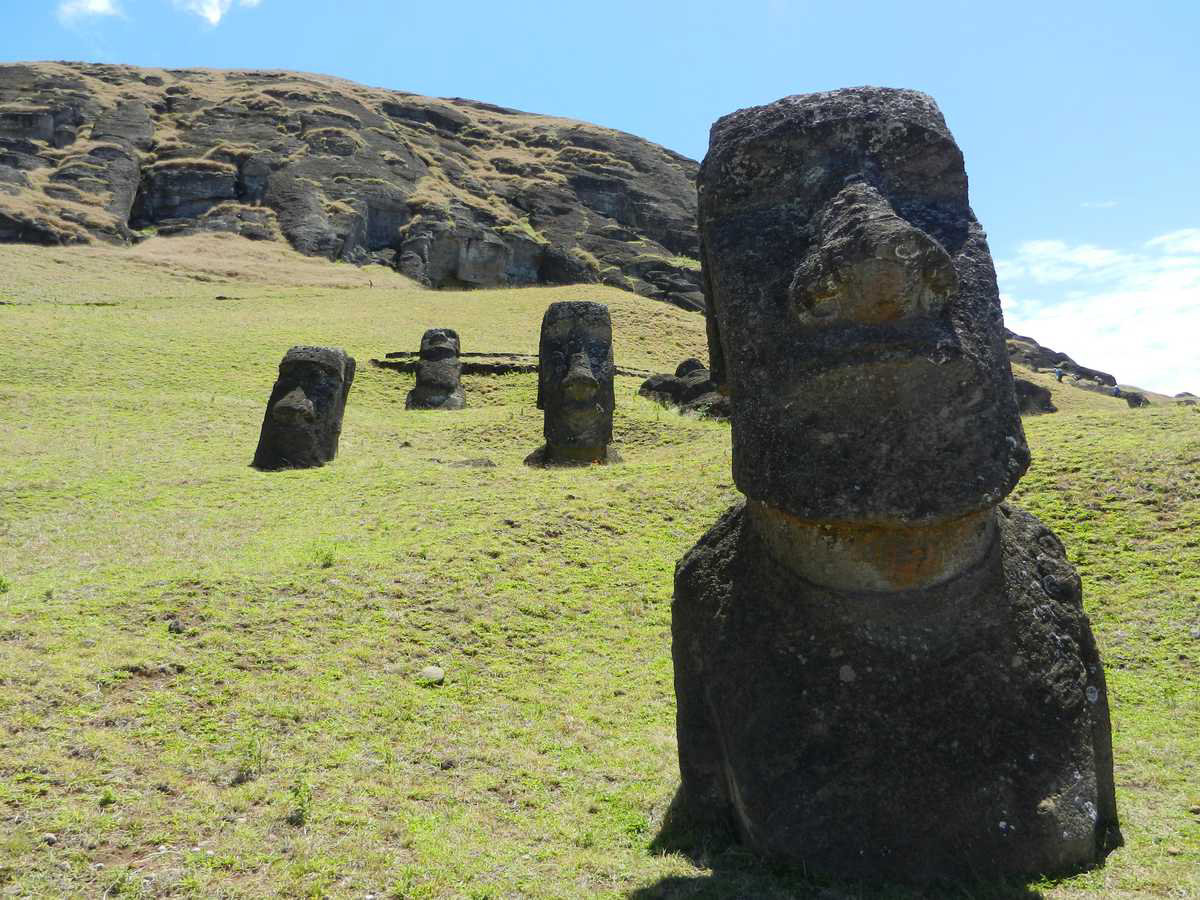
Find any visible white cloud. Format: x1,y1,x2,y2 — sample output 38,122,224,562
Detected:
998,232,1200,395
171,0,260,25
57,0,121,24
1147,228,1200,256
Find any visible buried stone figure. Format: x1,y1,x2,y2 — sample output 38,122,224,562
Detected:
526,301,619,465
406,328,465,410
670,88,1121,882
252,345,355,469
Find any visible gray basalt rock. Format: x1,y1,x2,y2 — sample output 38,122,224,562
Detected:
526,301,616,465
1006,330,1117,387
1014,377,1057,414
0,63,702,308
405,328,465,410
673,87,1121,882
639,358,730,420
252,346,355,470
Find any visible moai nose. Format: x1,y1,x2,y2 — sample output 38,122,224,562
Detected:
563,350,599,400
790,182,959,325
272,386,315,424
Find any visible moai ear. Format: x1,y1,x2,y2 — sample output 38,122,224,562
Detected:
700,239,727,392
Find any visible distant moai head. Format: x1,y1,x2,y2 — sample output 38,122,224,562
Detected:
252,345,355,469
406,328,464,410
698,87,1029,524
537,301,615,461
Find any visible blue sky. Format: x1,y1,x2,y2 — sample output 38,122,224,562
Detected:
7,0,1199,392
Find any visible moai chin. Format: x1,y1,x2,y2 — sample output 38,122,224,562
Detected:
252,345,355,470
527,301,616,465
672,88,1121,881
406,328,465,410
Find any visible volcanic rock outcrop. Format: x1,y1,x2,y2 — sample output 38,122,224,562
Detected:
253,345,355,469
639,358,729,419
672,87,1121,882
405,328,465,410
1014,377,1057,414
526,301,616,465
1006,330,1116,386
0,62,703,309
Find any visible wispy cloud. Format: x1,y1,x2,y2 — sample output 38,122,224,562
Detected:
1147,228,1200,256
171,0,261,26
998,231,1200,395
57,0,121,25
1081,200,1118,209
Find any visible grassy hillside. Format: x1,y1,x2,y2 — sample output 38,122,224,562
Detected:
0,238,1197,898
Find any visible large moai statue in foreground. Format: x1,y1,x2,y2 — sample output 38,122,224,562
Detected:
526,301,617,465
252,346,355,470
406,328,465,410
672,88,1121,881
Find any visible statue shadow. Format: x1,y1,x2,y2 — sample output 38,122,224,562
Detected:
629,789,1047,900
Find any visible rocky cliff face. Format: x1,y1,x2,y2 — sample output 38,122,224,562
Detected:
0,62,703,309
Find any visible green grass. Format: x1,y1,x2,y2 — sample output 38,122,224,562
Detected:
0,240,1197,898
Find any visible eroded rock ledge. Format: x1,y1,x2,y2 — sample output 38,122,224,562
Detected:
0,62,704,310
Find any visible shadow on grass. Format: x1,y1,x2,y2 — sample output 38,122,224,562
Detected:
629,789,1046,900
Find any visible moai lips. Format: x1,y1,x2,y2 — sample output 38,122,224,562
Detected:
528,301,616,465
252,346,355,470
671,88,1121,883
406,328,465,410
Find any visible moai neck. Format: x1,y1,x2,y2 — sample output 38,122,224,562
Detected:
746,500,996,593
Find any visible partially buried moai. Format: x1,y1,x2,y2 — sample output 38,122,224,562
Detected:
672,88,1121,881
252,345,355,469
406,328,465,410
526,301,616,465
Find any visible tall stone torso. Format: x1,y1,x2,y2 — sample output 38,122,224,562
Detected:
672,501,1120,881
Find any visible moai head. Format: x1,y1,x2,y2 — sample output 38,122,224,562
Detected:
536,301,615,462
252,346,355,470
406,328,464,410
698,87,1029,525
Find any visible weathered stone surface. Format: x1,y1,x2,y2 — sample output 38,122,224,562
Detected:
673,501,1121,881
639,358,730,420
131,159,238,224
674,87,1120,882
0,62,702,307
1007,330,1116,386
1123,391,1149,408
1014,376,1057,414
252,345,355,470
698,87,1030,524
405,328,465,410
527,301,616,465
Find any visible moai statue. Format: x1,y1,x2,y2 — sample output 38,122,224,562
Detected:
252,345,355,469
672,88,1121,882
406,328,465,410
526,301,617,465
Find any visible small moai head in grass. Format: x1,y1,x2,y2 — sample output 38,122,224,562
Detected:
535,301,615,463
699,86,1029,525
406,328,465,410
252,345,355,470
